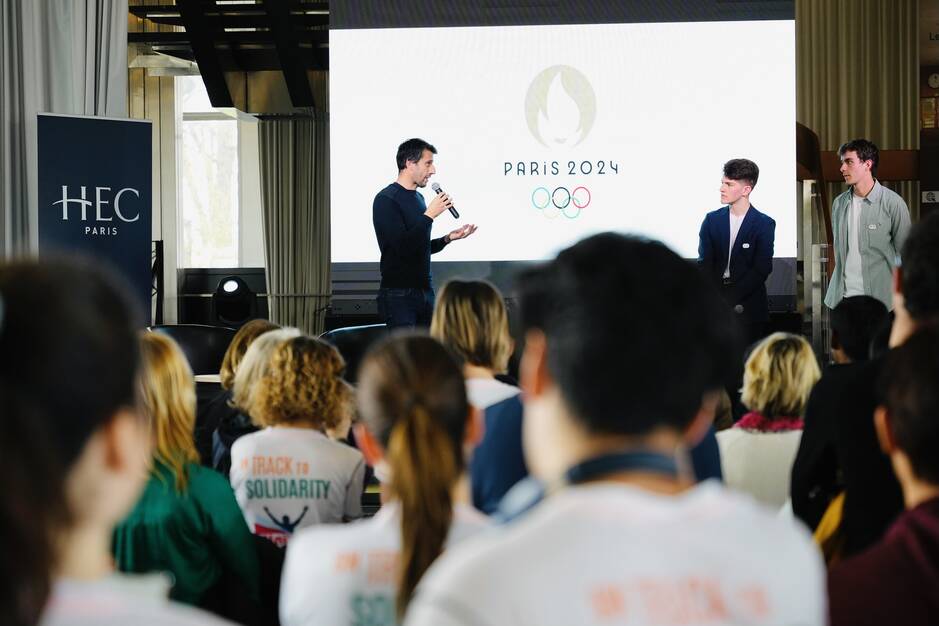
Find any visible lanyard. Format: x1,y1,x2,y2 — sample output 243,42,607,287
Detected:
496,450,680,524
564,450,679,485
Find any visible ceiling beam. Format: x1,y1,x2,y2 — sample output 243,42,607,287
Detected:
176,0,234,107
263,0,317,107
128,30,328,45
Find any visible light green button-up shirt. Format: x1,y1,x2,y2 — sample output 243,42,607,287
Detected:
824,181,911,310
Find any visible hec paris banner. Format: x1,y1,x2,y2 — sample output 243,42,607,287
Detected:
38,113,152,315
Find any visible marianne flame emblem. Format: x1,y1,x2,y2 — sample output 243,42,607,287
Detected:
525,65,597,148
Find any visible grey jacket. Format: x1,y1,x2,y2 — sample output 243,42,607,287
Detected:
824,182,911,310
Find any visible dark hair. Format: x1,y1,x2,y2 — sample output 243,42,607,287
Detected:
838,138,879,176
830,296,888,362
723,158,759,188
357,334,468,620
0,258,140,626
868,311,893,360
517,233,740,435
879,328,939,484
901,211,939,321
396,138,436,171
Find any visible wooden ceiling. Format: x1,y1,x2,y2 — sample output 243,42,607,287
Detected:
129,0,328,108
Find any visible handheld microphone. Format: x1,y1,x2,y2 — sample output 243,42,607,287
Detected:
431,182,460,219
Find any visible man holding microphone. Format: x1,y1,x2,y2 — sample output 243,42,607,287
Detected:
373,138,477,329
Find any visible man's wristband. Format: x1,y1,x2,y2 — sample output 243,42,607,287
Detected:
443,234,451,244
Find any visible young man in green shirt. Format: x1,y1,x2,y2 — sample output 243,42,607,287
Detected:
824,138,911,310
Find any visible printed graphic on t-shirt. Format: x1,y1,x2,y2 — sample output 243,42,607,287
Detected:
254,505,310,547
335,550,398,626
241,455,333,545
586,577,771,623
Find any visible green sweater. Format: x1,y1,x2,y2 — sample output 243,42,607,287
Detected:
113,461,260,605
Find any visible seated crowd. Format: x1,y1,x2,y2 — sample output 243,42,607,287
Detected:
2,211,938,626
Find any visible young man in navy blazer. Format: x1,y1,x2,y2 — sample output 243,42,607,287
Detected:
698,158,776,346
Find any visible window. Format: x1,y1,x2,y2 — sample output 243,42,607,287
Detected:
176,75,240,267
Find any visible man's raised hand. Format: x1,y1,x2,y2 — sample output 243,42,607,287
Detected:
425,192,453,219
446,224,477,243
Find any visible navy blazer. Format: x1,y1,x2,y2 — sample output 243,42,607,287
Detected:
697,205,776,323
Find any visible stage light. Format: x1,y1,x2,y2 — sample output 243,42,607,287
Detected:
212,276,257,327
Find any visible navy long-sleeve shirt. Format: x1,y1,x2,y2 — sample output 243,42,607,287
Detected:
372,182,448,289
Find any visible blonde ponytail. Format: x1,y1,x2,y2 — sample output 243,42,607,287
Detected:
356,335,470,622
388,403,460,619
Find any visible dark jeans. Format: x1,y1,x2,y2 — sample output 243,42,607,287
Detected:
377,287,435,329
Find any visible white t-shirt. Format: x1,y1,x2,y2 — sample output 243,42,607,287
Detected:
405,482,826,626
844,194,865,296
465,377,520,411
280,502,490,626
230,426,366,546
717,429,803,509
41,576,230,626
724,210,747,279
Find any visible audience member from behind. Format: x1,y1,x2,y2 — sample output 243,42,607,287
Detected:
431,279,526,513
280,335,489,625
795,212,939,552
717,333,820,508
431,279,518,409
406,233,825,626
830,296,888,364
212,327,300,475
828,329,939,625
197,319,278,465
791,296,887,529
0,259,225,626
325,379,357,442
113,332,260,612
230,336,366,546
889,210,939,346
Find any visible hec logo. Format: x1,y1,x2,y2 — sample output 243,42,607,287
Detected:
525,65,597,148
531,185,591,219
53,185,141,222
52,185,141,237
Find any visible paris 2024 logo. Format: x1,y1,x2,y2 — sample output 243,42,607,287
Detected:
507,65,618,219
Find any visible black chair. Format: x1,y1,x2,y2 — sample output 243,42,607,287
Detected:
319,324,389,383
149,324,236,375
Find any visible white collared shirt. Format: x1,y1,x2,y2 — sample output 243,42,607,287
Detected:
465,377,520,411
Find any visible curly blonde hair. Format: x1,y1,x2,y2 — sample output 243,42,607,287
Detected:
741,332,821,419
230,328,300,413
250,336,346,429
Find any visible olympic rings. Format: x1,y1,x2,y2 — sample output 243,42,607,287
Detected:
572,186,591,209
551,187,571,209
562,203,581,220
531,187,550,210
531,185,591,218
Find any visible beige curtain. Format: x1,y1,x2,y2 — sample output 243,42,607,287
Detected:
0,0,128,256
258,108,330,334
797,0,920,219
